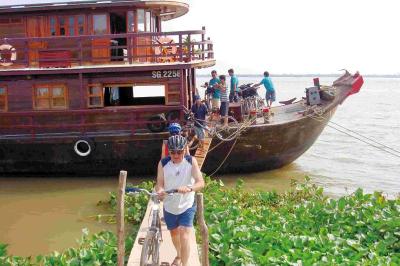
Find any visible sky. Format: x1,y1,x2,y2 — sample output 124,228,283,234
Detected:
163,0,400,75
3,0,400,75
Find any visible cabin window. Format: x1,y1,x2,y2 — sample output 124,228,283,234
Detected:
137,10,145,32
146,11,151,32
93,14,108,35
68,17,75,36
103,84,166,107
127,11,135,32
59,17,66,36
50,17,57,36
52,15,86,36
88,85,104,108
77,16,85,35
34,85,67,110
155,16,160,32
151,15,156,32
0,86,7,111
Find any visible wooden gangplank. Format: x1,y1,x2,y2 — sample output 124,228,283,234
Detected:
193,137,212,169
127,201,200,266
128,137,213,266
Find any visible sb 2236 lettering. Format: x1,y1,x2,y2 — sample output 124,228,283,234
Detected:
152,70,181,79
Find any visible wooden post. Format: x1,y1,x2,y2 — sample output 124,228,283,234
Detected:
79,37,83,66
196,193,209,266
207,37,211,59
117,170,127,266
201,26,205,61
188,34,192,62
179,34,183,62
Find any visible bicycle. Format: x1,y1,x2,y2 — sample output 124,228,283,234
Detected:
241,95,266,117
126,187,177,266
182,106,240,144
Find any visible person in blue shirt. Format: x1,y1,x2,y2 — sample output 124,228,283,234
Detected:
228,68,239,103
256,71,276,107
209,70,221,110
191,95,208,149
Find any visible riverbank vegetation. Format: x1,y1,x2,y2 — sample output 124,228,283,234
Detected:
203,177,399,265
1,177,399,265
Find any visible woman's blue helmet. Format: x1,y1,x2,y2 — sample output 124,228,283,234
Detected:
168,123,182,135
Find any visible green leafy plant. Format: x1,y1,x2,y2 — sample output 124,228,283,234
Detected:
202,177,400,265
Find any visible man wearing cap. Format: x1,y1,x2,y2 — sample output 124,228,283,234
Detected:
156,135,204,266
191,95,208,149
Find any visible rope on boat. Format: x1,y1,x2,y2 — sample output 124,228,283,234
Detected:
329,120,400,155
325,124,400,159
305,106,400,159
207,116,256,154
209,138,238,177
203,117,257,176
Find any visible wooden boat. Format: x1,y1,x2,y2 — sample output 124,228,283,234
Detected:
0,0,363,176
203,72,364,174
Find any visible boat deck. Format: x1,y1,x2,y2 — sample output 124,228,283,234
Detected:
0,59,216,75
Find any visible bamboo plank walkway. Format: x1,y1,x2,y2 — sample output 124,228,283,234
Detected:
193,137,212,169
127,137,212,266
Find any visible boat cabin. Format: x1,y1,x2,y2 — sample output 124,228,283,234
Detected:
0,0,215,138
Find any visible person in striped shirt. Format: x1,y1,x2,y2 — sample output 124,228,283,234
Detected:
218,75,229,128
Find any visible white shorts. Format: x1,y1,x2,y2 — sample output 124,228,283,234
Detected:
211,98,220,109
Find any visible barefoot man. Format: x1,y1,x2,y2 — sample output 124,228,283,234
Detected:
156,135,205,266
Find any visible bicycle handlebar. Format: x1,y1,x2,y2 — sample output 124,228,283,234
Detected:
125,187,178,196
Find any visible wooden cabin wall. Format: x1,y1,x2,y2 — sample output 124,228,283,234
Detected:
0,8,161,67
0,70,185,135
0,16,25,38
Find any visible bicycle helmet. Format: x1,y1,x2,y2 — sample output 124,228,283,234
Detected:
167,135,187,151
168,123,182,135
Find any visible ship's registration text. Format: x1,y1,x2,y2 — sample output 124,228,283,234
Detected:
152,70,180,79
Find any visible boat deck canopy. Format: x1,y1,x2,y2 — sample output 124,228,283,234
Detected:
0,0,189,20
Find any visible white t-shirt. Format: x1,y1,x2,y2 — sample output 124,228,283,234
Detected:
162,156,195,215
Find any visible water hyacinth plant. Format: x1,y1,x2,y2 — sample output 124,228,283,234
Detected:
1,177,399,265
202,177,400,265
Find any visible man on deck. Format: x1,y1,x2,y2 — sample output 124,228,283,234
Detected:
256,71,276,107
228,68,239,103
156,135,205,266
191,95,208,149
209,70,221,110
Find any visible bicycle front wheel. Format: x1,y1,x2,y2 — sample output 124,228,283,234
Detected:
140,230,160,266
214,116,240,142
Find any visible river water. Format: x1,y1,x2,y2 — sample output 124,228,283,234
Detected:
0,76,399,256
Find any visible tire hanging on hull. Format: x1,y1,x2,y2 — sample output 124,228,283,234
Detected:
73,138,95,157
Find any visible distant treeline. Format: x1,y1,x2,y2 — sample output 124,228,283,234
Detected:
198,74,400,78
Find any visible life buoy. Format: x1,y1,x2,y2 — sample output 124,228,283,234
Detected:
74,139,95,157
154,37,177,63
0,44,17,67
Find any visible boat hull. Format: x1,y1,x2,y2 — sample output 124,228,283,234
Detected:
0,108,336,176
203,108,336,174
